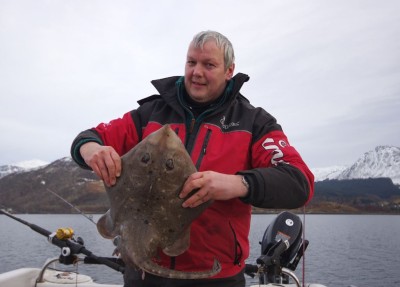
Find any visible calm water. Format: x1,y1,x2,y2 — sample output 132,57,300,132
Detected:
1,214,399,287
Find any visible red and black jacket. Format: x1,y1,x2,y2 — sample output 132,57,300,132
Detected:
71,72,314,278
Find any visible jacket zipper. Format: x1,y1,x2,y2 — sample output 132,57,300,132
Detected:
195,128,212,170
189,118,195,133
229,221,243,266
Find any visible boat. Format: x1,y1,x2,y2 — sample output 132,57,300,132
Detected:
0,209,327,287
0,265,120,287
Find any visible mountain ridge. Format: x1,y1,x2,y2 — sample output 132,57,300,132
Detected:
0,159,49,179
1,145,399,214
311,145,400,185
0,157,109,214
4,145,400,185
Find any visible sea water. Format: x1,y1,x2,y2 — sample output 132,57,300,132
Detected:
1,214,399,286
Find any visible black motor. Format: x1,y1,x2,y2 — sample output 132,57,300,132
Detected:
246,211,308,285
260,211,303,267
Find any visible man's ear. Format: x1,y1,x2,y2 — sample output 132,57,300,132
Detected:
225,63,235,80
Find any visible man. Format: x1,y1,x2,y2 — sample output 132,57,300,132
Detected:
71,30,314,287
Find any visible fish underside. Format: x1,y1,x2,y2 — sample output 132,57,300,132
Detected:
97,125,221,279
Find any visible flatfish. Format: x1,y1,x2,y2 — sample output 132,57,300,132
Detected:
97,124,221,279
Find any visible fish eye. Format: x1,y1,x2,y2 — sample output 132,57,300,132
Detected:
141,153,150,164
166,159,174,170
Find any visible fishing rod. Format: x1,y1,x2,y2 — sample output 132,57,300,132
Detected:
0,208,124,274
40,180,97,225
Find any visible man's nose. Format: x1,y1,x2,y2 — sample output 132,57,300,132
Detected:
192,64,204,76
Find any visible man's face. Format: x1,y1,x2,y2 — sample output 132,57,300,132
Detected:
184,40,234,103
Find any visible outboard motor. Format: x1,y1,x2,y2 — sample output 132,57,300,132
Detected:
247,211,309,285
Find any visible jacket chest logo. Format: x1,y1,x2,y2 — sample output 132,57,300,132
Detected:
220,116,239,130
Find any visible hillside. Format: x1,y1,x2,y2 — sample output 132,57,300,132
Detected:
306,178,400,214
1,145,400,214
0,158,109,214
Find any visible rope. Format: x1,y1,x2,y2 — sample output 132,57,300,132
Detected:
302,205,306,287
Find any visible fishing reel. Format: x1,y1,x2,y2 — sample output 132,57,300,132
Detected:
245,211,308,286
48,227,85,265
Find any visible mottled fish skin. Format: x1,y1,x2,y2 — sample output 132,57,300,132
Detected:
97,125,221,279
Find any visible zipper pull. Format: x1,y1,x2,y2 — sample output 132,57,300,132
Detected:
189,118,195,133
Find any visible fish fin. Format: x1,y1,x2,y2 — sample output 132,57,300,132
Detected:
140,257,221,279
162,227,190,257
97,210,116,239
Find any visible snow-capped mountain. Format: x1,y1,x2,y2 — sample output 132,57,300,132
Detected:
0,159,49,179
312,146,400,185
2,145,400,185
0,157,105,214
311,165,348,181
1,148,399,214
338,146,400,185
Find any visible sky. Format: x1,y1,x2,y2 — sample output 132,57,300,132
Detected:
1,0,399,169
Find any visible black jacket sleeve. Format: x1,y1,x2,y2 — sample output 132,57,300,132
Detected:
237,164,311,209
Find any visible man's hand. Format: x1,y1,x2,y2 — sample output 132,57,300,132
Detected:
179,171,249,208
80,142,121,187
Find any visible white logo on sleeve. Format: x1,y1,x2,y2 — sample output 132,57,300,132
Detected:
261,138,288,165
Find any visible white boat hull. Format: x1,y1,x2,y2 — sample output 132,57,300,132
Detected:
250,285,327,287
0,268,121,287
0,267,328,287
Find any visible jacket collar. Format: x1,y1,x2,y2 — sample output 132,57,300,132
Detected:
151,73,250,101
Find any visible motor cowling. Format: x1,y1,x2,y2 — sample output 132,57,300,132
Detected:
260,211,303,268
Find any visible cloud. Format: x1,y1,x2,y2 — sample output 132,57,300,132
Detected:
0,0,399,168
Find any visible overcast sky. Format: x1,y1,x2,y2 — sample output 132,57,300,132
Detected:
1,0,399,168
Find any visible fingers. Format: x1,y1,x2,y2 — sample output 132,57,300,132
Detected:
182,187,212,208
102,149,122,186
111,151,122,178
81,143,121,187
180,172,245,208
179,172,203,199
180,172,212,208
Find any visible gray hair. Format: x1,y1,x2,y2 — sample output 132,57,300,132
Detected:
191,30,235,70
